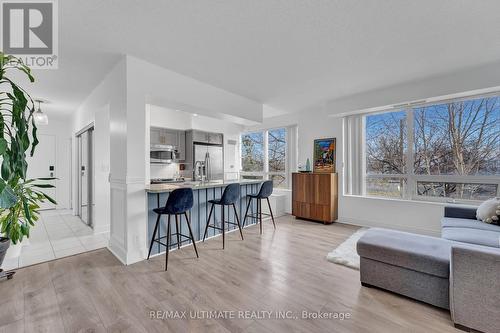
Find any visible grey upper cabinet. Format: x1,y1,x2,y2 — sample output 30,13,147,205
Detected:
188,130,223,145
177,131,186,161
208,132,223,145
163,129,179,146
150,127,162,144
150,127,186,161
192,130,208,143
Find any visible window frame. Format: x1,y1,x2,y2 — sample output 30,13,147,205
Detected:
361,93,500,204
240,127,289,188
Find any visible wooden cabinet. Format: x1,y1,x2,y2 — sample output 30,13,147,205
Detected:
292,173,338,224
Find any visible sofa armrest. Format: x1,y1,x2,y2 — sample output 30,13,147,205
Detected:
444,206,477,219
450,245,500,333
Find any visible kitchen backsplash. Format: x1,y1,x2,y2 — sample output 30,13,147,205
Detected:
150,163,180,179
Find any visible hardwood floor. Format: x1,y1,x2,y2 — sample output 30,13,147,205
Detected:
0,215,460,333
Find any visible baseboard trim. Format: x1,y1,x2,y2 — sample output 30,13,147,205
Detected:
108,236,127,265
337,217,440,237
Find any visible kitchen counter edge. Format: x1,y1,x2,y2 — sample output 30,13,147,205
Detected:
145,179,263,193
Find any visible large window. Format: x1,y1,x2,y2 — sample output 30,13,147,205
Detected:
241,128,288,188
241,132,264,172
362,95,500,202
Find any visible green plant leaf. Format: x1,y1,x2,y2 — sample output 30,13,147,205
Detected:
33,183,55,188
1,154,11,180
30,118,38,156
0,137,6,155
42,193,56,205
22,199,31,223
0,183,17,208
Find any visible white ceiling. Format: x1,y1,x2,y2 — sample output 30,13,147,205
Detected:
13,0,500,118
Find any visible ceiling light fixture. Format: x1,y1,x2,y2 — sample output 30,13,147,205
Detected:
192,113,198,117
33,99,49,125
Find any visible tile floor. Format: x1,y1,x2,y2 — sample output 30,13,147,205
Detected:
1,209,109,270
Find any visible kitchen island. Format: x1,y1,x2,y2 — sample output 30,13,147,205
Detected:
145,179,263,256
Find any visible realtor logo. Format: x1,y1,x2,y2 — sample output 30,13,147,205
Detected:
1,0,58,68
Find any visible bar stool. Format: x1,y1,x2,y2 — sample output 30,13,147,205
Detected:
202,183,244,249
242,180,275,234
147,188,199,270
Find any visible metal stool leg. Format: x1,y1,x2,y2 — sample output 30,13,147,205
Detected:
184,212,199,258
165,214,171,271
175,214,181,249
242,197,252,227
266,197,276,229
259,199,263,234
232,203,244,240
147,214,161,260
222,205,225,249
203,203,214,241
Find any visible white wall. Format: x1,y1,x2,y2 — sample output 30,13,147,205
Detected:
33,116,72,209
129,56,263,123
326,60,500,116
93,105,111,234
149,105,191,129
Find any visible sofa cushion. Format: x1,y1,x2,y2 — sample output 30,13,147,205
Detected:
476,197,500,224
442,227,500,248
357,228,452,278
441,217,500,233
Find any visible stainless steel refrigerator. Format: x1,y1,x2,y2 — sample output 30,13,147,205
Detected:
194,144,224,180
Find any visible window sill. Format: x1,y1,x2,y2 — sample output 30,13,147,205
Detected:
274,188,291,192
342,194,479,208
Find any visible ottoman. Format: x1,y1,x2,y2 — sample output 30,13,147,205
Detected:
356,228,453,309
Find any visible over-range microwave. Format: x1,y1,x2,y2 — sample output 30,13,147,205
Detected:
150,144,179,164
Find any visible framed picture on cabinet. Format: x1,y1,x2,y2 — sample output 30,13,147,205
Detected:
313,138,336,173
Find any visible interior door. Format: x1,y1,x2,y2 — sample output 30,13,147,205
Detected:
80,132,88,224
77,128,94,227
26,134,57,210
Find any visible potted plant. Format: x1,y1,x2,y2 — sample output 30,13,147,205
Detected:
0,52,56,270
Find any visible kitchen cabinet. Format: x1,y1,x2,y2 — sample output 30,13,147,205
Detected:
150,127,186,161
163,129,179,146
150,127,162,144
292,173,338,224
188,130,223,145
177,131,186,161
192,130,208,143
208,132,223,145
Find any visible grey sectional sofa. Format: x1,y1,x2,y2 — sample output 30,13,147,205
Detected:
442,206,500,247
357,206,500,333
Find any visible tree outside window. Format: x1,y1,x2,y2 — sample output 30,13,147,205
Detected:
241,128,288,188
365,95,500,201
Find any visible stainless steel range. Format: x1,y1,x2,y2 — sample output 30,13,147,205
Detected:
150,178,185,184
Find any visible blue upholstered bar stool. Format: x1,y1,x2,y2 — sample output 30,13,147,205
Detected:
243,180,275,234
202,183,244,249
147,188,199,270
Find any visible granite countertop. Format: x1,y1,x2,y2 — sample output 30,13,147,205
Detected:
145,179,263,193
